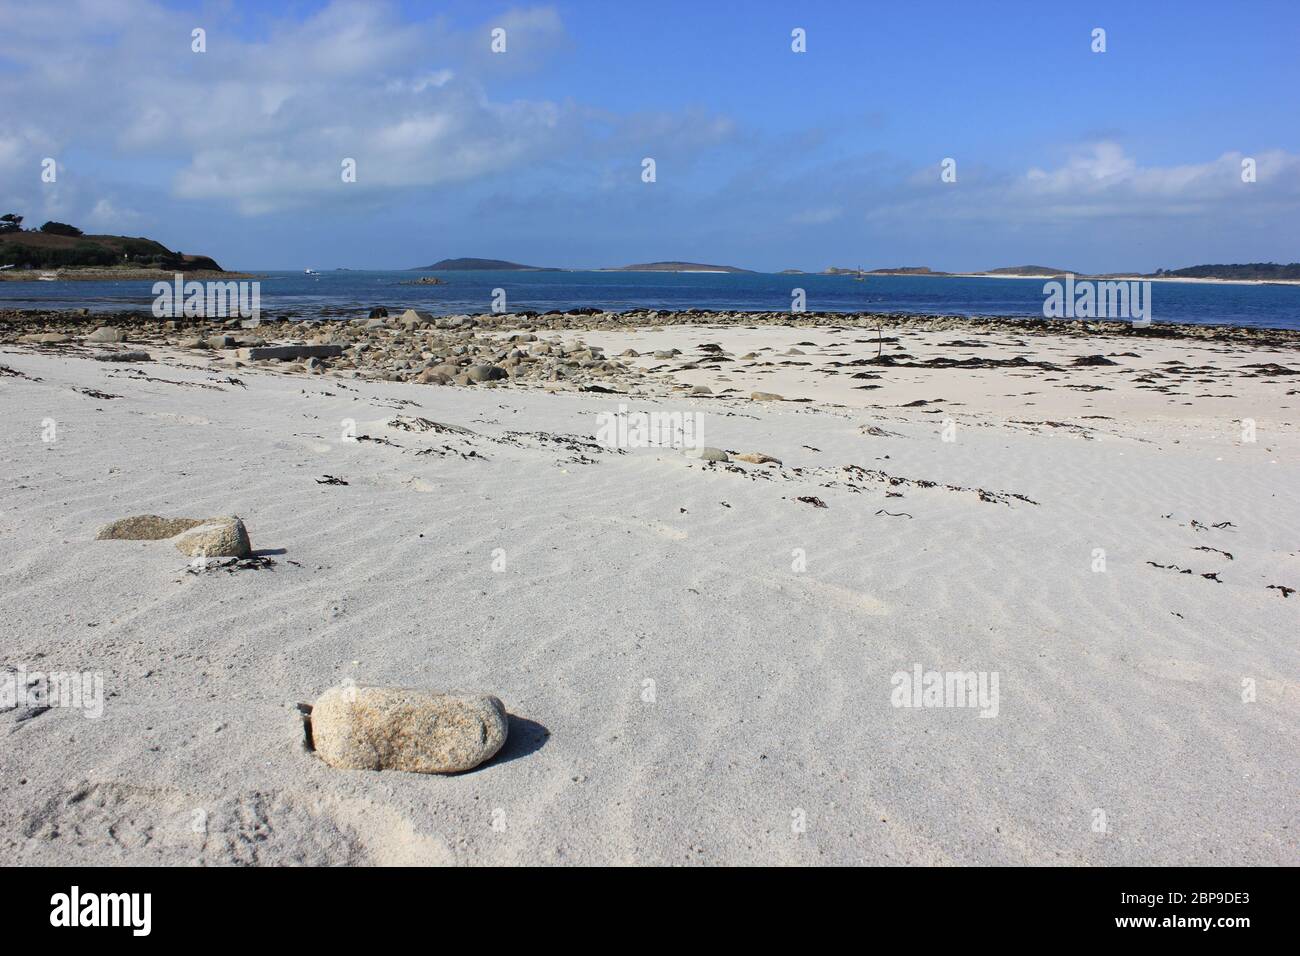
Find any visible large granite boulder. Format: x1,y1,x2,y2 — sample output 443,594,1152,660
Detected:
309,686,508,774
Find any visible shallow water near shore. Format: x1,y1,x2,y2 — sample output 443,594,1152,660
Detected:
5,269,1300,330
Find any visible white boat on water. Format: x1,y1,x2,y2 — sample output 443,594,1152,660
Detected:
304,268,318,275
38,272,59,281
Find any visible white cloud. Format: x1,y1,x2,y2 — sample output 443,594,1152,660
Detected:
386,71,456,94
84,198,141,230
1019,142,1300,204
0,0,591,215
868,143,1300,226
790,206,842,225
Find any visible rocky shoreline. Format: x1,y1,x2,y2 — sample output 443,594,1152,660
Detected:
3,306,1298,395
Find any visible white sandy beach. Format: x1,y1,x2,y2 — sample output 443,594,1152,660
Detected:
1,324,1297,865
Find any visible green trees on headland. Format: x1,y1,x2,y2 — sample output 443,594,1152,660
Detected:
39,221,84,237
1156,263,1300,281
0,215,220,271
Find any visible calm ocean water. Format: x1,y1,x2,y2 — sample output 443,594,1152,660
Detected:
4,270,1300,330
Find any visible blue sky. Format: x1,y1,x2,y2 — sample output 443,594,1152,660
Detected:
1,0,1297,272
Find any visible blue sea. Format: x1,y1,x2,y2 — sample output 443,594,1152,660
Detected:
4,270,1300,330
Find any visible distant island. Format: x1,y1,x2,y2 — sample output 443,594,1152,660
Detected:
416,258,754,273
413,257,558,271
822,262,1299,283
981,265,1073,276
824,265,1072,277
974,263,1299,282
0,214,232,278
825,266,941,275
605,261,753,273
396,256,1300,283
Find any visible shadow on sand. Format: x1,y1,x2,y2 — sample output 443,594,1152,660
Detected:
486,715,550,767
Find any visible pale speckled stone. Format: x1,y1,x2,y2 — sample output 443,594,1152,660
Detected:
96,515,205,540
310,686,508,774
173,517,251,558
688,446,729,462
